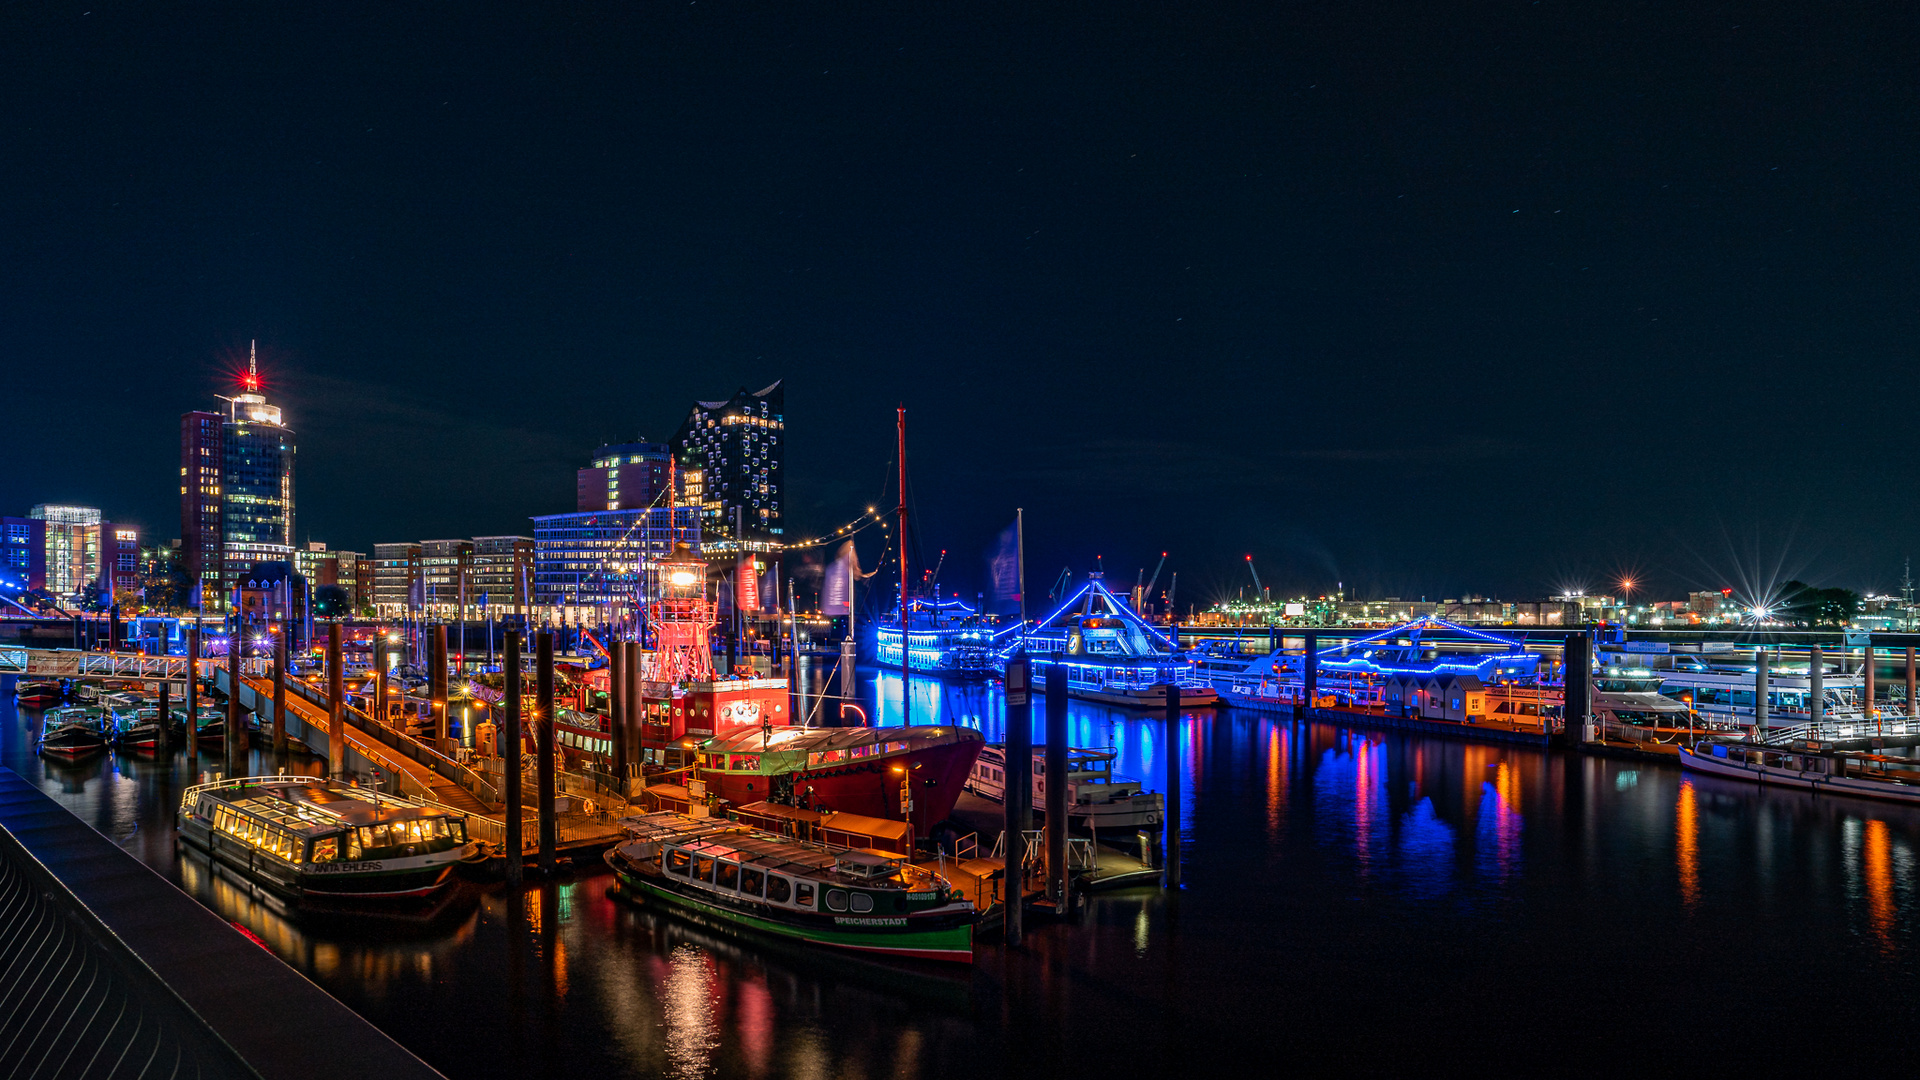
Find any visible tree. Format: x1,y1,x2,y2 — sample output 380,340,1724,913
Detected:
1778,580,1861,628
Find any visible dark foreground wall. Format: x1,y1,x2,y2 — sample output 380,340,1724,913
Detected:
0,768,444,1080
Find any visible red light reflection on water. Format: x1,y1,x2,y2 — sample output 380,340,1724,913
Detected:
1676,779,1699,910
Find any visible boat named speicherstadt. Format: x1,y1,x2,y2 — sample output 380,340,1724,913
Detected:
177,775,475,901
605,812,977,963
1678,742,1920,806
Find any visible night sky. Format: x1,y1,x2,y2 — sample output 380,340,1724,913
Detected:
2,3,1915,610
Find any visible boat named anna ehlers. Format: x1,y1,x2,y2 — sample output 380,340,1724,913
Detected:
606,812,977,963
177,775,475,901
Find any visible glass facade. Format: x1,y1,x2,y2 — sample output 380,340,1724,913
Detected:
671,381,783,545
220,413,295,602
531,507,700,607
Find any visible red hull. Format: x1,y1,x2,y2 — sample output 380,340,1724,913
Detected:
698,733,984,832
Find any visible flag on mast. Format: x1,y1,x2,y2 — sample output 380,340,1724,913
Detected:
987,520,1021,606
822,541,859,616
735,555,760,613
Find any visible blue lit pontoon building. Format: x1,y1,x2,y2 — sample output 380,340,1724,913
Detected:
1012,574,1219,708
530,506,700,622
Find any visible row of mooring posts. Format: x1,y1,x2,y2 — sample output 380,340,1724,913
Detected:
999,654,1186,946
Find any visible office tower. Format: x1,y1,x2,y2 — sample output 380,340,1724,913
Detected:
179,344,296,607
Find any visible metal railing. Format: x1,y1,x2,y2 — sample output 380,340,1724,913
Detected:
279,676,501,805
1756,713,1920,746
0,646,269,679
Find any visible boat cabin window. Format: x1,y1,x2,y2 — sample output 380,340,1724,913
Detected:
344,830,363,859
824,888,848,912
667,850,692,876
766,875,791,903
716,861,740,890
310,837,339,863
740,868,765,897
850,893,874,913
693,856,715,883
794,882,814,908
729,755,758,772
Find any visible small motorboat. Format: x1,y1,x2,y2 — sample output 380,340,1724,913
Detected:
40,707,111,758
14,679,65,706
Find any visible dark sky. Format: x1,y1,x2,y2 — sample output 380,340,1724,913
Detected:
2,2,1915,611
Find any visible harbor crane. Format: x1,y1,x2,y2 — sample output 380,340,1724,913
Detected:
1246,554,1270,603
1134,552,1169,615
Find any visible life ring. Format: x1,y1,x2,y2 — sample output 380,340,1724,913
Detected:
1145,812,1160,825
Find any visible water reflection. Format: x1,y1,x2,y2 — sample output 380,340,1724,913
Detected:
12,672,1920,1077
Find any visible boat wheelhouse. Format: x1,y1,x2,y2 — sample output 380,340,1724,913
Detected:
1012,573,1217,707
176,775,473,901
964,744,1164,830
875,600,1003,679
605,811,976,963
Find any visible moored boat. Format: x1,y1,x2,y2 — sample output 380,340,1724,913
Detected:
683,724,985,835
1678,742,1920,805
875,601,1004,679
605,811,976,963
965,744,1164,830
176,775,475,901
39,707,111,757
1015,573,1218,707
14,679,64,706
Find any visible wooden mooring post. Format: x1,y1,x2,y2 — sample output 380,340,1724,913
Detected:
505,630,524,888
1004,655,1032,945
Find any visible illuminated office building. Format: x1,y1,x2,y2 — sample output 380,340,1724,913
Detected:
530,506,700,609
577,441,671,512
179,344,296,608
671,380,783,549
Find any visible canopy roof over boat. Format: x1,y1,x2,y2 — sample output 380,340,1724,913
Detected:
703,723,981,755
1008,573,1179,660
202,777,459,829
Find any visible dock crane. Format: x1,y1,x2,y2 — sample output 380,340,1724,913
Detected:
1167,571,1179,619
1245,554,1270,604
1134,552,1169,614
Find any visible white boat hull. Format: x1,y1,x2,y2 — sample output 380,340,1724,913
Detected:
1678,747,1920,805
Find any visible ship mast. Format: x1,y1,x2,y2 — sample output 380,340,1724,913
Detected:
898,404,910,727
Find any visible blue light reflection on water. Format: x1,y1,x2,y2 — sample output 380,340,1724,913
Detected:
10,666,1920,1076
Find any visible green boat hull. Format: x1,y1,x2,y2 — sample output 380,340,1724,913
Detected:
609,862,974,963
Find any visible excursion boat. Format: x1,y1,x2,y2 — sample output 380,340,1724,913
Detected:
39,707,111,757
176,775,475,901
875,601,1003,679
14,679,64,705
671,725,985,835
1679,743,1920,806
964,744,1165,830
605,811,976,963
1015,573,1218,707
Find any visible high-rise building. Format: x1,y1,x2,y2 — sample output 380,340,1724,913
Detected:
179,410,223,592
471,536,535,614
180,344,296,608
530,507,700,609
577,441,672,512
373,543,422,617
670,380,783,549
294,542,363,592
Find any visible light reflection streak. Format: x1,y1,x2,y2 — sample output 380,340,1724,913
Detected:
662,943,720,1080
1676,779,1699,910
1865,818,1895,953
1265,723,1287,843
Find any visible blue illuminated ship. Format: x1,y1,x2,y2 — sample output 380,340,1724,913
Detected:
1215,617,1540,711
874,599,1002,679
1006,574,1218,708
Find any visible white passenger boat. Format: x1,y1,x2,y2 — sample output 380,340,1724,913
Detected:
1015,573,1217,707
963,744,1164,830
176,775,475,901
1679,743,1920,806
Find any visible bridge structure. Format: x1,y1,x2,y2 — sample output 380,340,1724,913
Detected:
0,646,270,680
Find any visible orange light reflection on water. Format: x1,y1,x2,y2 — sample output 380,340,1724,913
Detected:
1865,818,1896,953
1676,779,1699,910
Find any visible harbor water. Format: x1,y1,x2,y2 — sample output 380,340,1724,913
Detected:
6,665,1919,1077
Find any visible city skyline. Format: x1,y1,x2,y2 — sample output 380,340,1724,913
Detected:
3,4,1914,605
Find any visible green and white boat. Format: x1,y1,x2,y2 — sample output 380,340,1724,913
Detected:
605,812,976,963
177,775,475,901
